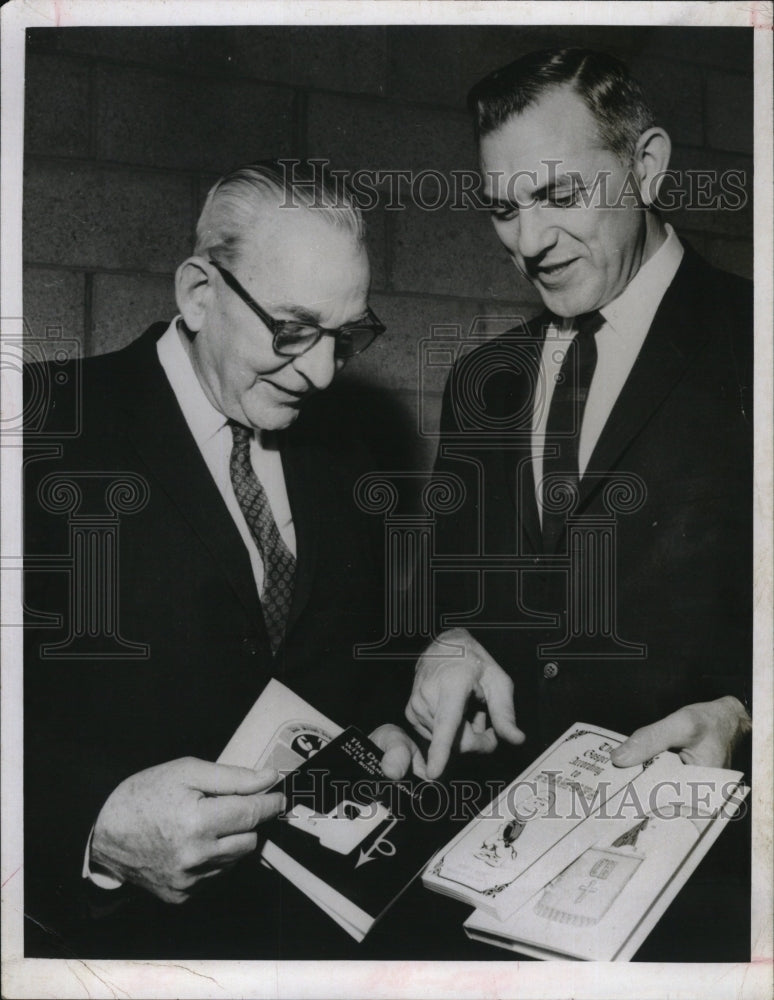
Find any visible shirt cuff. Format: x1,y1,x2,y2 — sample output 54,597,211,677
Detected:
82,826,124,890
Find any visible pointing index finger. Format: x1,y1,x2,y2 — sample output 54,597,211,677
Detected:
426,684,470,779
479,664,524,746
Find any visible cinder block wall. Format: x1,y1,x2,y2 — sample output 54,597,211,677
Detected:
23,25,753,477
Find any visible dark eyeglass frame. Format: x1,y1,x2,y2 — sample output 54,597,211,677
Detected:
208,258,385,359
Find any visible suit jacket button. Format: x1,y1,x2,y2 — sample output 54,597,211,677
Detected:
543,661,559,679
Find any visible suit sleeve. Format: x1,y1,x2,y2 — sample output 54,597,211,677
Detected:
23,365,149,950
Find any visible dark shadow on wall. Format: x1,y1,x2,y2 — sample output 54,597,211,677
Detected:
305,373,435,656
317,374,429,500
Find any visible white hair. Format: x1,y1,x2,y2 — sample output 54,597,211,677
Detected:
194,159,365,266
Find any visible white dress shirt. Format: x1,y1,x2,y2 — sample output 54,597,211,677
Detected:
532,225,684,521
157,317,296,592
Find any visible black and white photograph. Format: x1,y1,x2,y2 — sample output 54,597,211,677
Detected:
1,2,772,998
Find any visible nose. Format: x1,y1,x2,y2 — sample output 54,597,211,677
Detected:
511,204,557,261
291,335,339,391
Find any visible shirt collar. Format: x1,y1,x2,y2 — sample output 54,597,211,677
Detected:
599,224,684,338
156,318,229,446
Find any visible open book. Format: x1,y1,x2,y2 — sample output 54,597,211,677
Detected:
423,723,748,961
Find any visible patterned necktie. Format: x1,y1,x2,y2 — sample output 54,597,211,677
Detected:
229,422,295,653
541,310,604,553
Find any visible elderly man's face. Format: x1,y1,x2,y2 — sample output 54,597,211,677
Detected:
192,208,370,430
480,85,648,317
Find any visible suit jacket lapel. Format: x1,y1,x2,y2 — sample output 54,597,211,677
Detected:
501,317,548,552
578,246,711,510
280,428,319,633
116,327,266,631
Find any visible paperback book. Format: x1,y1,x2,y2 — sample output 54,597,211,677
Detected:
218,677,342,771
262,725,453,941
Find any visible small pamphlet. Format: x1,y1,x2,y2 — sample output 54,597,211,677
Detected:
220,683,452,941
262,726,453,942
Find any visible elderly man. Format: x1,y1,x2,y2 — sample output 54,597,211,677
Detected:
24,160,421,958
406,49,752,784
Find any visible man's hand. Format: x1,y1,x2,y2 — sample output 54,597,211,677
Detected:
91,757,285,903
405,628,525,779
610,696,752,769
370,724,428,780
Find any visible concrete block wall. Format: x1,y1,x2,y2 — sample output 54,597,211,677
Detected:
23,25,753,479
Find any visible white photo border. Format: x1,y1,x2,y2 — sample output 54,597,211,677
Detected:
2,2,772,998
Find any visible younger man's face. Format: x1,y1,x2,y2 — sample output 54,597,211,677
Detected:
479,85,648,318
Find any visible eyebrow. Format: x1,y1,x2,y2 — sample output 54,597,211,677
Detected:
485,173,588,208
272,302,371,328
271,303,322,323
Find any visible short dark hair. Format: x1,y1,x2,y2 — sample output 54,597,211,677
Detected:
467,48,655,161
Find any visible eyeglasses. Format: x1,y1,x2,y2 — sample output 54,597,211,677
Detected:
208,258,385,360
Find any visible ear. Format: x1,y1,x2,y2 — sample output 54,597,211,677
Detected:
631,126,672,207
175,257,213,335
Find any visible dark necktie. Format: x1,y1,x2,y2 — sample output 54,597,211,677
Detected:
229,422,296,653
541,310,604,553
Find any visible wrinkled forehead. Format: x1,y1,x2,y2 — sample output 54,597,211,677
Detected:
239,206,370,318
479,89,614,202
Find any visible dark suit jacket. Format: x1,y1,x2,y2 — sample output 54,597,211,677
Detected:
429,246,753,961
433,245,753,754
23,323,403,958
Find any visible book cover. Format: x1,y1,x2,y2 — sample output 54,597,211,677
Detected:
422,723,645,915
217,678,342,771
463,770,748,961
262,726,453,940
